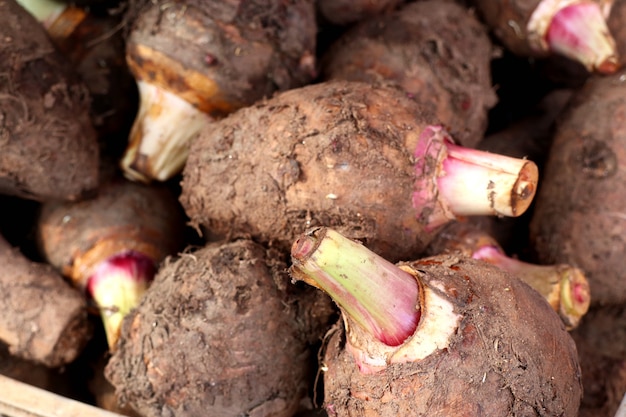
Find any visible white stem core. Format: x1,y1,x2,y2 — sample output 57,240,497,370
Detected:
121,80,214,183
345,266,461,374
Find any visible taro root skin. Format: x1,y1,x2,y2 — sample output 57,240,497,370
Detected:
320,255,583,417
105,240,336,417
181,80,537,263
0,0,99,202
321,0,498,147
0,234,91,368
529,69,626,305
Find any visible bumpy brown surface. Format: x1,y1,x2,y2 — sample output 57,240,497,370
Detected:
0,0,99,202
322,255,582,416
472,0,542,57
181,80,445,263
322,0,497,147
105,239,335,417
572,305,626,417
0,234,91,368
529,70,626,305
316,0,403,26
127,0,317,116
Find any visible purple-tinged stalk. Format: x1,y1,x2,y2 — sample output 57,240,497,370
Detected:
413,126,539,231
291,227,461,374
472,245,590,329
86,251,156,348
37,178,185,350
427,221,590,329
528,0,618,73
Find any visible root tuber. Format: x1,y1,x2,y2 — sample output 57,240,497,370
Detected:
120,0,318,182
105,239,336,417
290,227,583,416
180,80,538,263
37,177,185,348
0,233,91,367
0,0,99,202
321,0,498,147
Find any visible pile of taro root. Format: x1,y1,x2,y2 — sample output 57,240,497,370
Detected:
2,0,626,416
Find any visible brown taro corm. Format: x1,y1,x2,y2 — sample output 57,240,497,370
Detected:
181,80,538,263
0,234,91,368
105,239,336,417
321,0,497,147
120,0,318,182
529,69,626,305
316,0,403,26
571,304,626,417
471,0,619,74
608,0,626,65
37,176,186,349
0,0,99,202
289,228,582,417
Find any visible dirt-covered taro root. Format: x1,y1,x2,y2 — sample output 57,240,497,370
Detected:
120,0,317,183
37,177,185,349
571,305,626,417
608,0,626,66
16,0,137,145
471,0,619,74
105,239,336,417
529,69,626,305
181,80,538,263
0,0,99,202
290,227,583,417
427,220,590,329
316,0,403,26
321,0,497,147
0,233,91,367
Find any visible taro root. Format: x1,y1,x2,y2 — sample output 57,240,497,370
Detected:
316,0,403,26
290,227,583,417
471,0,619,74
0,0,99,202
427,220,590,329
321,0,498,147
0,233,91,367
37,177,185,348
15,0,138,145
105,239,336,417
571,306,626,417
120,0,318,182
529,69,626,305
180,80,538,263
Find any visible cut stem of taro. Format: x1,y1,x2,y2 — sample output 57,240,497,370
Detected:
290,227,462,374
121,81,213,183
413,126,539,231
86,251,156,348
472,245,590,329
528,0,619,73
